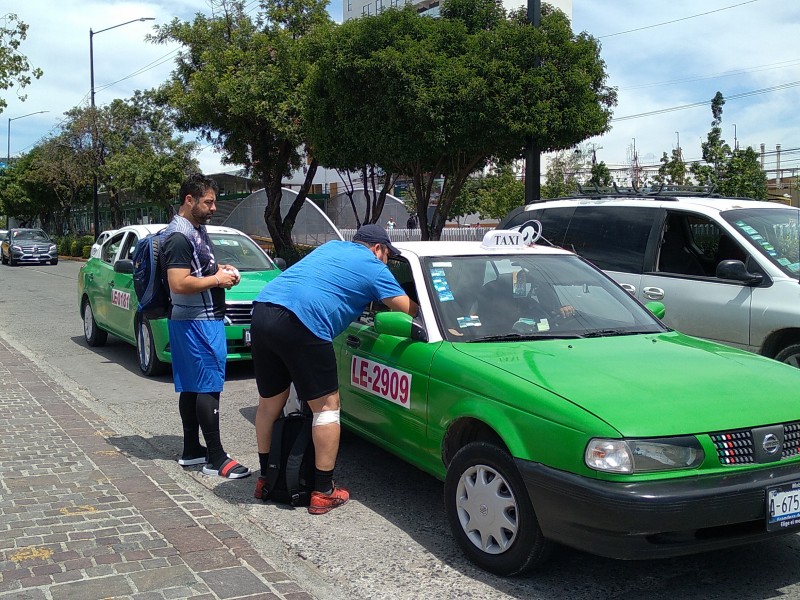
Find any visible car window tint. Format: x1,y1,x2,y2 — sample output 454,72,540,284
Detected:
102,233,126,264
564,207,655,273
121,233,139,262
506,207,573,246
369,258,415,314
657,212,720,277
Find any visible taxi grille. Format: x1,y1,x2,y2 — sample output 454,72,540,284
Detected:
225,301,253,325
711,422,800,465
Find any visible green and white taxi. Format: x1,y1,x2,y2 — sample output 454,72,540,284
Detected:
78,224,282,376
334,229,800,576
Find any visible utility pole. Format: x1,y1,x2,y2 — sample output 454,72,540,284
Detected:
523,0,541,204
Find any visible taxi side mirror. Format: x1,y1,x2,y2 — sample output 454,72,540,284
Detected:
115,259,134,274
645,301,666,320
374,311,428,342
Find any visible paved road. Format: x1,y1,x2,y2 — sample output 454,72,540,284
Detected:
3,259,800,599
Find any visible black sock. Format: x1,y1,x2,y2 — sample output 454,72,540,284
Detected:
259,452,270,477
314,468,334,494
178,392,203,456
196,392,227,467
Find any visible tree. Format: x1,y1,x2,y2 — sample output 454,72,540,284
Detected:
0,13,43,114
588,160,613,188
304,1,615,239
0,148,60,228
654,149,687,186
60,92,198,228
541,150,583,198
152,0,333,260
690,92,767,199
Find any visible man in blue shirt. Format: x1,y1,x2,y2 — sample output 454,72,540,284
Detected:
250,224,418,514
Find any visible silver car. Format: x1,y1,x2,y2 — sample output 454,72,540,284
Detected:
1,228,59,266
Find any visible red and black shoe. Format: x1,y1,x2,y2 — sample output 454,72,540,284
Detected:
202,457,251,479
308,485,349,515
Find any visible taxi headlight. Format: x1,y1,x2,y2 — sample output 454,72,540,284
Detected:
585,437,703,473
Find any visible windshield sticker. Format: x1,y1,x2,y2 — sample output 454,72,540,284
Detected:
432,276,454,302
350,356,411,408
457,315,482,328
431,262,452,268
111,289,131,311
429,267,446,277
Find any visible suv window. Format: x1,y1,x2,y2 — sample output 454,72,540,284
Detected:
506,207,574,246
564,206,656,273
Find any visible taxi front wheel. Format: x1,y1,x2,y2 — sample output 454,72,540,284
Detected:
82,299,108,347
444,442,551,576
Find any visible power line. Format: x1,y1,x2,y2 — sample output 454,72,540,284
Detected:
613,80,800,121
598,0,764,39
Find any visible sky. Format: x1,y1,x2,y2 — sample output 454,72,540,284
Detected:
3,0,799,182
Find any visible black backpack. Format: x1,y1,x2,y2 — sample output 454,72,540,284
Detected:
132,230,170,318
262,404,316,507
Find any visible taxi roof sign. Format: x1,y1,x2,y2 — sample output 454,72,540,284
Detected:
481,230,529,250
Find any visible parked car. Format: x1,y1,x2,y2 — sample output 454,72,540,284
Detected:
333,229,800,575
78,224,283,376
89,229,117,259
1,228,59,266
500,192,800,367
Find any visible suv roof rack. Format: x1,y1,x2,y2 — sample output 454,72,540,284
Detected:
575,182,720,198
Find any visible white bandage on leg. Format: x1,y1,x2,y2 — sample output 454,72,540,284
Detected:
312,409,341,426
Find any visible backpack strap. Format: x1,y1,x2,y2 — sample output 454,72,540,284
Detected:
285,411,313,505
264,417,288,493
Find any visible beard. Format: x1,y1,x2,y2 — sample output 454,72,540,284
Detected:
191,203,213,225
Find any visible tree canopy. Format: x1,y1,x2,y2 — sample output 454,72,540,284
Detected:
304,0,615,239
0,13,43,114
152,0,334,259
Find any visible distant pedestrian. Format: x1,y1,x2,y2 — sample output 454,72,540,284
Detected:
250,224,418,514
386,218,396,231
406,214,417,230
163,173,250,479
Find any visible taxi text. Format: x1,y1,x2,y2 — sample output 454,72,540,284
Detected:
350,356,411,408
112,289,131,310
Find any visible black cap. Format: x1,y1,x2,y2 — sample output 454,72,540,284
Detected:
352,223,401,257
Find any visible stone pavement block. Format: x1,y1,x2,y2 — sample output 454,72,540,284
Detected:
49,575,133,599
162,526,223,553
128,564,198,593
198,566,272,599
180,548,240,571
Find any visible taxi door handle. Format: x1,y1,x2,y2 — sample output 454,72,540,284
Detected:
346,335,361,348
108,281,115,287
642,286,664,300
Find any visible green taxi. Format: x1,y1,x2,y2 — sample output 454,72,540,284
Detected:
78,224,282,376
334,229,800,576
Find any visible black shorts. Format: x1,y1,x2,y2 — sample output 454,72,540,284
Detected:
250,302,339,401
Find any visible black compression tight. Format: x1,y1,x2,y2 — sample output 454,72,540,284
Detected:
178,392,226,467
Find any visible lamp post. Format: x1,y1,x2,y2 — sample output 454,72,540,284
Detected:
89,17,154,239
7,110,49,166
523,0,541,204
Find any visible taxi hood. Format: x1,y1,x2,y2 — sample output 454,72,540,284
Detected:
223,269,280,301
452,333,800,437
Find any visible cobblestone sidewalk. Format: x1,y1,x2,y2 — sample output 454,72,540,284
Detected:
0,337,313,600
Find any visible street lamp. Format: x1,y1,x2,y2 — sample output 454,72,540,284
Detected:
7,110,49,166
89,17,154,239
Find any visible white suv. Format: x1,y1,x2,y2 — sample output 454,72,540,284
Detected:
500,192,800,367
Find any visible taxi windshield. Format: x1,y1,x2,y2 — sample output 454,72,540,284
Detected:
423,254,667,342
721,207,800,278
208,233,276,272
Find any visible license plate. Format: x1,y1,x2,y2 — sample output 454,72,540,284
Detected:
766,481,800,531
244,329,251,346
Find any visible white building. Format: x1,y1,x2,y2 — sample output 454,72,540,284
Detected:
344,0,572,22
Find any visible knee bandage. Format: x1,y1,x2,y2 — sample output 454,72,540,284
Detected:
312,409,341,426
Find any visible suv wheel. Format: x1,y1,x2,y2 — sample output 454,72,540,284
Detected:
444,442,551,576
82,298,107,346
775,343,800,369
136,317,168,376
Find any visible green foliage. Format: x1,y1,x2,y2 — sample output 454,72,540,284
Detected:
653,149,687,186
82,244,92,259
456,162,524,220
541,150,582,198
304,2,615,238
70,239,82,257
588,160,613,188
57,235,73,256
0,13,43,114
690,92,767,199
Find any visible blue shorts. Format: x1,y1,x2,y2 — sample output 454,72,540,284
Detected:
168,319,226,393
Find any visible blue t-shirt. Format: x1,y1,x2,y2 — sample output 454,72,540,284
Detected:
256,241,406,341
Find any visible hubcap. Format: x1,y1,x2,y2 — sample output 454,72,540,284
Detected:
138,323,152,369
83,304,94,339
783,351,800,369
455,464,518,555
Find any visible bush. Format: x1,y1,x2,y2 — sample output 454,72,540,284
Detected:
82,245,92,259
70,239,82,257
58,236,73,256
